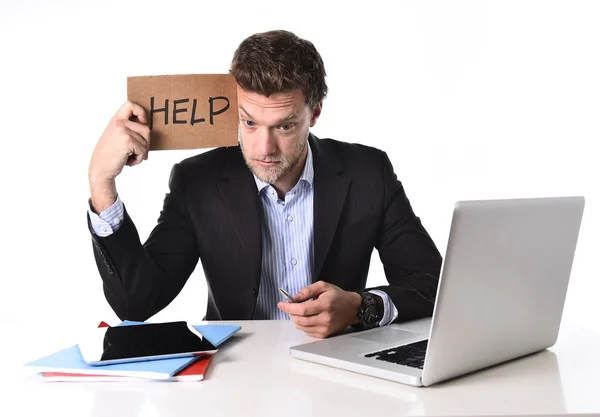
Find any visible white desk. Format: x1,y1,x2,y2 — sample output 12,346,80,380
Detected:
2,319,600,417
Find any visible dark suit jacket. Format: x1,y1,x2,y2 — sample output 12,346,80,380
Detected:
88,133,443,322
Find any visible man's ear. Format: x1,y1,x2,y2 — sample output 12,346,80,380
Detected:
309,102,323,127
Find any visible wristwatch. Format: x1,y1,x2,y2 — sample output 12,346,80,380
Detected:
355,290,384,329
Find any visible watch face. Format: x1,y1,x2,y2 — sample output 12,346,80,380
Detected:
363,305,378,324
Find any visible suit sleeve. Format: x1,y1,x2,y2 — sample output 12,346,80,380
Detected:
369,151,443,322
88,163,200,321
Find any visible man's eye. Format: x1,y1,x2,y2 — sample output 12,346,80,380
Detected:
244,120,255,127
280,124,293,131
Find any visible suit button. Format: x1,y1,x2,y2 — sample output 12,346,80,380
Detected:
107,267,114,275
252,288,257,297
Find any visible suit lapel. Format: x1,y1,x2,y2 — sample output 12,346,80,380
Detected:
217,147,262,291
310,135,351,281
214,137,351,289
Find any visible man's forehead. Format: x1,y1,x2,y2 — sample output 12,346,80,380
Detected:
237,86,305,109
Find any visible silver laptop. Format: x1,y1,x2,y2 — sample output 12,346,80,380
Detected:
290,196,585,387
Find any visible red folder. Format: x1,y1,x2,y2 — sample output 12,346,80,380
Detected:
40,355,213,382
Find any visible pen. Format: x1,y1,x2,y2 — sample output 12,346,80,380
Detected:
279,288,298,303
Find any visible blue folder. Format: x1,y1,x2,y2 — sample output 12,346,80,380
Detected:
24,321,242,380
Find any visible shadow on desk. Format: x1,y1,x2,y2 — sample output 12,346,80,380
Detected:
290,349,566,416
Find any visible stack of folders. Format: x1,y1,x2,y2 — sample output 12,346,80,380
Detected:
23,320,241,382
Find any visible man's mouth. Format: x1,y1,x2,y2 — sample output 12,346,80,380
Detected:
255,160,280,167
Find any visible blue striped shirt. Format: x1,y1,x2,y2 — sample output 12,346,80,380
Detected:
88,142,398,324
251,143,315,320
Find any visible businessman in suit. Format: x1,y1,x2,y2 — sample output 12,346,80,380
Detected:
87,30,442,338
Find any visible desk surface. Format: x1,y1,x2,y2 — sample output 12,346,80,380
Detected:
3,319,600,417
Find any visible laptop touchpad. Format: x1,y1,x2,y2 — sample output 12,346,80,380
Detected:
353,328,422,344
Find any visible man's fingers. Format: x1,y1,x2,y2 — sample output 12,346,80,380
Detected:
124,127,148,153
295,281,329,302
114,100,147,124
278,300,323,317
121,120,151,147
292,319,320,330
292,315,332,338
114,119,150,160
124,128,147,166
291,317,319,329
290,311,331,328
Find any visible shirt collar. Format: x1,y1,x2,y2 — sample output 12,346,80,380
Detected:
253,140,314,194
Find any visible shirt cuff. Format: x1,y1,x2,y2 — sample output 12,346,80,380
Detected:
88,195,124,237
368,289,399,326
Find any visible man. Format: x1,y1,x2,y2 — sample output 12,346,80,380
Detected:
87,30,442,339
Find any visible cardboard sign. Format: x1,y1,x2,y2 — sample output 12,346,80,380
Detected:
127,74,239,150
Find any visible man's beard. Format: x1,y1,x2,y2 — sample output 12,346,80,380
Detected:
239,133,307,185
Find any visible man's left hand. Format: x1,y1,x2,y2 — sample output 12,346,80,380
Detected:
277,281,362,338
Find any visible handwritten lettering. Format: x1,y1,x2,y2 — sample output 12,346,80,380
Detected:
149,97,231,130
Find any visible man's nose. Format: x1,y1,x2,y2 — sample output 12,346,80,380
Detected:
256,128,277,156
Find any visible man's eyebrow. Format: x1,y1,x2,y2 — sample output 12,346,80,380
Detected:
275,113,299,124
238,105,299,125
238,105,254,120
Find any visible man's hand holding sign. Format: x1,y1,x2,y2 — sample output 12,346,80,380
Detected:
88,74,238,213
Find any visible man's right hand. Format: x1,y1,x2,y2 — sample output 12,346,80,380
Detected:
88,101,151,213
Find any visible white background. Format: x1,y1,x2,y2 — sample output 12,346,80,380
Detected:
0,0,598,333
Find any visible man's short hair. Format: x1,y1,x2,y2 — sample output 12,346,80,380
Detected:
230,30,328,109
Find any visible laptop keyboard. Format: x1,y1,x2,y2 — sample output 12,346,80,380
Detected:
364,339,428,369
